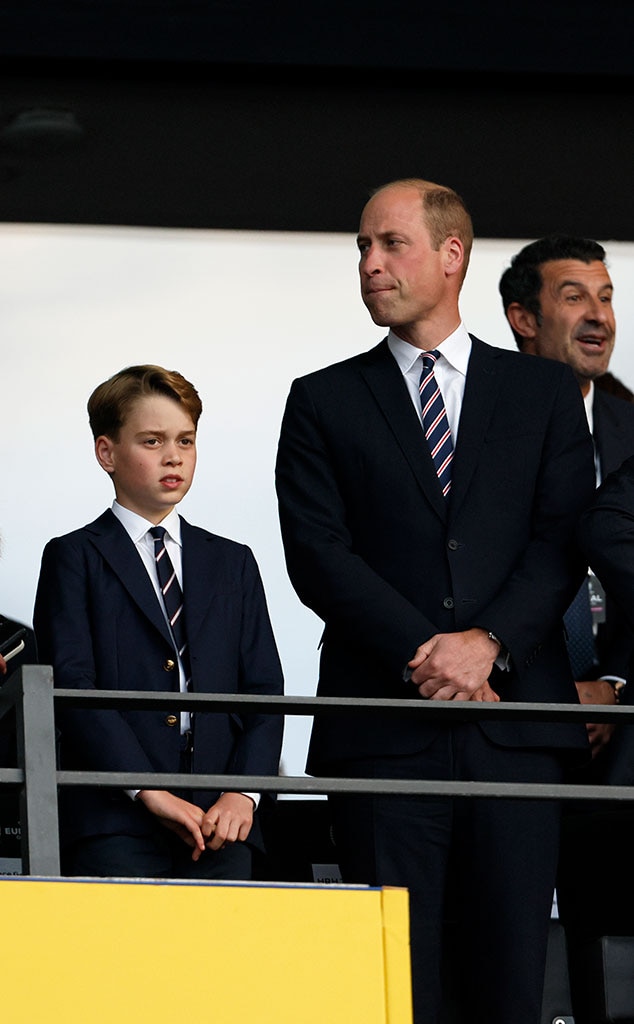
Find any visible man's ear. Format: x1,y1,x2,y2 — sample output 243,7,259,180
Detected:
506,302,538,342
442,236,464,278
95,435,116,474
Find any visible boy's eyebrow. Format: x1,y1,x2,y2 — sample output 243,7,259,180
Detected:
134,428,197,438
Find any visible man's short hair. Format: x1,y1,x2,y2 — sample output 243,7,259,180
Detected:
499,236,607,347
372,178,474,280
88,364,203,440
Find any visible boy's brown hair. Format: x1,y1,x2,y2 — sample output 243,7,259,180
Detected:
87,364,203,439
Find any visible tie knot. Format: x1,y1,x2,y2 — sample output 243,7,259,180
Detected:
149,526,166,543
422,349,440,369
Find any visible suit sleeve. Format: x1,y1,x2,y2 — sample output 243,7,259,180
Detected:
577,454,634,634
471,367,596,669
33,535,158,773
229,546,285,777
276,376,440,676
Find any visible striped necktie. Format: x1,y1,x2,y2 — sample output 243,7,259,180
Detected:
419,350,454,498
149,525,191,686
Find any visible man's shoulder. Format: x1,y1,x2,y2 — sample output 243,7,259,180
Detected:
292,338,389,384
594,385,634,425
469,336,579,393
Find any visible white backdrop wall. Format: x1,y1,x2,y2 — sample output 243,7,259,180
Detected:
2,225,633,775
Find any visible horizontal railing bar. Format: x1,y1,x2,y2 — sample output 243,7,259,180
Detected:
50,689,634,723
55,771,634,802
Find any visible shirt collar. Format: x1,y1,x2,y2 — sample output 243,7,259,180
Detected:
387,323,472,377
112,500,182,546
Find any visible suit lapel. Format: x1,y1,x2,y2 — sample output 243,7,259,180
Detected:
360,340,448,522
448,337,502,515
180,519,222,649
86,509,174,648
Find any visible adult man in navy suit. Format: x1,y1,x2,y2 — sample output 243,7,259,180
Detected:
34,364,284,879
500,237,634,978
500,235,634,722
275,179,595,1024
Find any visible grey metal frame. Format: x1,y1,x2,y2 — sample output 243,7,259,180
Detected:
1,664,633,876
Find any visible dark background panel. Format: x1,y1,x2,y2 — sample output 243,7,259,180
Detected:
0,2,632,238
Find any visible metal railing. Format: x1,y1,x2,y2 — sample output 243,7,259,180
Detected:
1,663,634,876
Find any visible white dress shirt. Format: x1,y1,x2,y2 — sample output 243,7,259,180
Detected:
387,322,472,443
583,381,602,486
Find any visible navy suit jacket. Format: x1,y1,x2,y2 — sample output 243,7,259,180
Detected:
578,451,634,784
33,511,284,847
591,386,634,680
276,336,596,773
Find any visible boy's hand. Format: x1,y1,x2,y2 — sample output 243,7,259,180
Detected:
202,792,254,851
0,654,6,676
137,789,206,860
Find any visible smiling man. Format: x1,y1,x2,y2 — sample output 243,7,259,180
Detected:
500,238,634,722
500,239,634,1001
500,236,615,397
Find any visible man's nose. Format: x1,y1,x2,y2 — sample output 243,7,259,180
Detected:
361,244,383,275
585,297,610,323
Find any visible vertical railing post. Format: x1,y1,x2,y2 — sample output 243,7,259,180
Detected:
14,664,60,875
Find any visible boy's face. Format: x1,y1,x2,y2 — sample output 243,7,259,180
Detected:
95,393,197,523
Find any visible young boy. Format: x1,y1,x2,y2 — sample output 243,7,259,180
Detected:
34,364,284,879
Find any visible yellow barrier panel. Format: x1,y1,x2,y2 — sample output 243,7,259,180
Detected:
0,878,412,1024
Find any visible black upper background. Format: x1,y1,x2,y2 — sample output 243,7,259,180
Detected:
0,2,632,238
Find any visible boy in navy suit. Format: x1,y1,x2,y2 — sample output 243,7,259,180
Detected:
34,364,284,879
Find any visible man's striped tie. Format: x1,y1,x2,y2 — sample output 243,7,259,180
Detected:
419,350,454,498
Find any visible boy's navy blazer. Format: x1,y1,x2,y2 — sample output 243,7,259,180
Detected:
34,510,284,847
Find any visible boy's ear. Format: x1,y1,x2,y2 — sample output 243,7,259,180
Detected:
95,435,116,475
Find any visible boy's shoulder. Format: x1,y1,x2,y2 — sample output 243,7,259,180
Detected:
179,517,254,563
43,508,117,552
44,511,256,573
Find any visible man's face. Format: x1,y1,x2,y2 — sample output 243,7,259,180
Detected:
357,185,458,344
523,259,616,393
95,393,197,523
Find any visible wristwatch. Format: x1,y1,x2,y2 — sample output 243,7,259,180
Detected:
605,679,626,704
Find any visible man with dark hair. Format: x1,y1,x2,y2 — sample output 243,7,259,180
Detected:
499,235,608,354
500,237,634,972
500,236,634,730
276,181,595,1024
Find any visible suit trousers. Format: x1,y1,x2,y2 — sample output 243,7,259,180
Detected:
328,725,563,1024
61,830,253,881
61,747,254,881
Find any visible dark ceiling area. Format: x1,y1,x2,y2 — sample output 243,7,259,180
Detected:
0,3,632,239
